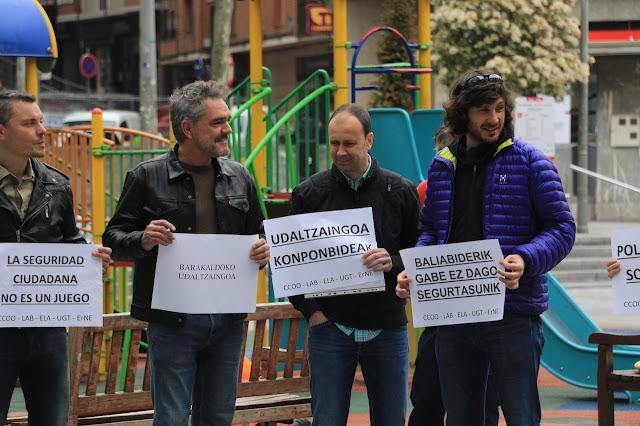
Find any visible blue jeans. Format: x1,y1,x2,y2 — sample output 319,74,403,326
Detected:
436,315,544,426
307,321,408,426
0,327,69,426
147,314,244,426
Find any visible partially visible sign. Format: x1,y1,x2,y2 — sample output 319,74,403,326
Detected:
514,96,557,160
79,53,98,79
610,227,640,314
227,53,235,87
0,244,103,327
194,57,204,79
305,3,333,35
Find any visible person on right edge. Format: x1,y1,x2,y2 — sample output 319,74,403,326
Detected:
397,69,576,426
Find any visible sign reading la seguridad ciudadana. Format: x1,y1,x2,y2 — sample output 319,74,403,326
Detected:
0,243,103,327
152,233,259,314
400,239,505,327
610,227,640,314
264,207,385,299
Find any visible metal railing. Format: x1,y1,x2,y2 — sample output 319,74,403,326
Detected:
267,69,333,194
570,164,640,194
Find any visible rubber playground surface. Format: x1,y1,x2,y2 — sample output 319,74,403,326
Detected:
344,339,640,425
8,337,640,425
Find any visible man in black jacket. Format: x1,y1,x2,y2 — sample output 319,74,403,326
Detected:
289,103,421,426
103,81,269,426
0,90,111,426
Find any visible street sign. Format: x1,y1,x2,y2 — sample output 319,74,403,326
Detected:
227,53,235,87
194,58,203,78
79,53,98,79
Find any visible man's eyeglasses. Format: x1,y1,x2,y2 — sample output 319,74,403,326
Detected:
463,74,503,90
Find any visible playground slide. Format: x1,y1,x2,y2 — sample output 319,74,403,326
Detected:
368,108,425,186
409,109,444,177
541,272,640,403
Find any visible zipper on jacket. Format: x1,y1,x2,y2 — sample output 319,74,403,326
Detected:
473,164,477,175
16,230,20,242
18,195,50,240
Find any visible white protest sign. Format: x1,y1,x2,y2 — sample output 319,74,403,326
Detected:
264,207,384,298
400,239,505,327
152,233,259,313
0,243,103,327
610,228,640,314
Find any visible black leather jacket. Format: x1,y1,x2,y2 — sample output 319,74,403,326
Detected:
103,145,265,326
0,159,85,244
288,157,422,329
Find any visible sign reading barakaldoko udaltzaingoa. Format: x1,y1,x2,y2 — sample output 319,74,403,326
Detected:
264,207,385,299
0,243,103,327
610,227,640,314
152,234,259,314
400,239,506,327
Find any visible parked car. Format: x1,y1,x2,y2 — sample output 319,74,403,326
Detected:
62,110,141,145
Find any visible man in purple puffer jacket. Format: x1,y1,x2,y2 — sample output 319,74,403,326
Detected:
397,70,575,426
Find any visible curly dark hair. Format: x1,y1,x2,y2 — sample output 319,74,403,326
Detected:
443,69,515,138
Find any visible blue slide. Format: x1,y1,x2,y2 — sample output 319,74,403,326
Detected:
368,108,424,186
541,273,640,403
410,109,444,177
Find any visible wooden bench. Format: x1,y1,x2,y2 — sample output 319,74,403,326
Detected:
6,302,311,426
588,331,640,426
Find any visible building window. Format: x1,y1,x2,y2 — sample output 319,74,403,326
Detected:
160,0,177,40
184,0,193,34
274,0,283,26
231,5,237,35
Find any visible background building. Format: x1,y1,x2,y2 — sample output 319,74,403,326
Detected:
0,0,638,220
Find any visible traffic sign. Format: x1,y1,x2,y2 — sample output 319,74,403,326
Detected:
79,53,98,78
194,58,204,78
227,53,235,87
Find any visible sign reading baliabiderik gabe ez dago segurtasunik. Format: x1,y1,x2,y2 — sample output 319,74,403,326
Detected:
401,239,505,327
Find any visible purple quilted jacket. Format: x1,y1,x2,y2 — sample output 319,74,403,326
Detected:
417,138,575,315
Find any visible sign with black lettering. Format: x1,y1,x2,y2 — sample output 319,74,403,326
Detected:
400,240,505,327
611,228,640,314
152,234,259,313
264,208,384,298
0,243,103,327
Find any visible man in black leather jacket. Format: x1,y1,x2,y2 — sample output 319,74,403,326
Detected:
0,90,112,426
103,81,269,426
288,103,421,426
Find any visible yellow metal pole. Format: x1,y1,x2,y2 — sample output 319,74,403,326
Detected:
91,108,110,313
406,0,432,372
249,0,268,304
418,0,431,109
91,108,111,379
333,0,348,107
25,58,38,101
